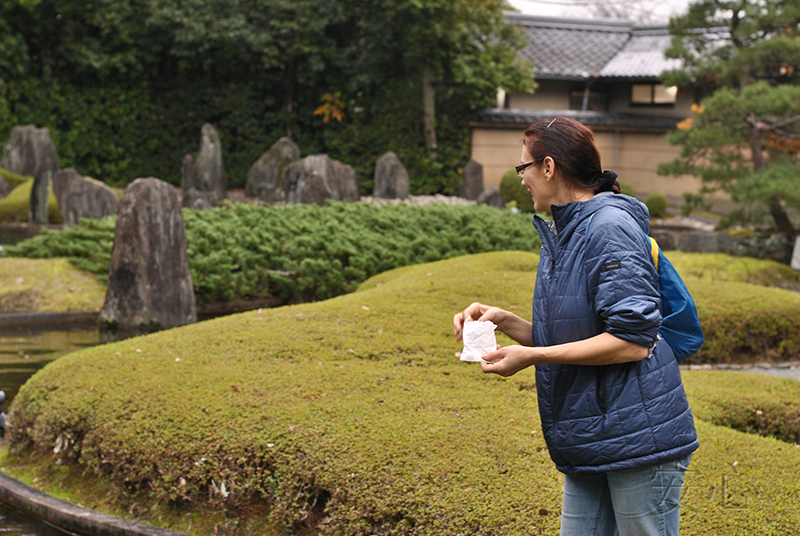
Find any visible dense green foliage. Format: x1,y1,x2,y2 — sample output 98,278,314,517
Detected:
6,202,541,307
644,192,668,218
0,0,533,193
0,178,63,223
6,252,800,535
661,0,800,234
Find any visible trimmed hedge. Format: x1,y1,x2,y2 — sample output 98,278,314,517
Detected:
6,202,541,307
499,168,535,213
5,252,800,535
645,192,668,218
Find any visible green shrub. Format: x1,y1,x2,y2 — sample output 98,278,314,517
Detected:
681,192,712,217
644,192,668,218
499,168,535,212
0,179,63,223
0,166,32,190
6,252,800,535
618,180,635,197
7,202,541,307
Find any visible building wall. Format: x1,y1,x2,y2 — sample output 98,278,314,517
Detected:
471,126,704,200
508,81,571,109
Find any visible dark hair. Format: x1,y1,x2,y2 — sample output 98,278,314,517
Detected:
523,117,620,194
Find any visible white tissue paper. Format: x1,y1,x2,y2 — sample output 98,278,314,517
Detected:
460,320,497,362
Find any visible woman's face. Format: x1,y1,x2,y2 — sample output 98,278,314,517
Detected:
520,144,557,213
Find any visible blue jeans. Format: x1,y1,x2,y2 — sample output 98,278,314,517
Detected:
560,454,692,536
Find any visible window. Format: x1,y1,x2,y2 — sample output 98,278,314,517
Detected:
569,90,608,112
631,84,677,105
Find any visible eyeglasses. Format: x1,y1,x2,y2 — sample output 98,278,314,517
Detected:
516,155,549,178
515,161,535,178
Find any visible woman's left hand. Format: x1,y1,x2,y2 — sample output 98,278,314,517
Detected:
480,345,538,377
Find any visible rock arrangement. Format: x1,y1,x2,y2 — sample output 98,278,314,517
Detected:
99,178,196,331
0,125,61,224
373,151,410,199
245,137,300,202
52,168,119,225
284,154,359,206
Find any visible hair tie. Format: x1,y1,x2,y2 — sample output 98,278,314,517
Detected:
596,170,619,193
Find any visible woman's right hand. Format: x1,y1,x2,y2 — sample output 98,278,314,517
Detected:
453,302,509,341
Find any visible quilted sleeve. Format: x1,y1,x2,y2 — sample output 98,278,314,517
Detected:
584,213,661,348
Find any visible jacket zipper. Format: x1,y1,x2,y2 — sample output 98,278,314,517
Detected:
596,368,607,414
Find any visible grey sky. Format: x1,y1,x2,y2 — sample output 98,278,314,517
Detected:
506,0,693,23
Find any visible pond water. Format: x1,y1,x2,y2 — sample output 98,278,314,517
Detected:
0,325,102,408
0,324,101,536
0,503,77,535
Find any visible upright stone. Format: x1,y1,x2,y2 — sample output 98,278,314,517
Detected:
52,168,119,225
181,154,198,191
373,151,410,199
477,188,504,209
1,125,60,224
194,124,226,201
99,178,196,331
329,159,359,202
0,176,10,200
245,137,300,202
284,155,334,206
460,160,484,200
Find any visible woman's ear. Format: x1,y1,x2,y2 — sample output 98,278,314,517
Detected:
542,156,555,181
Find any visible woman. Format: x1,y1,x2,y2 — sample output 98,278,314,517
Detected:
453,117,698,536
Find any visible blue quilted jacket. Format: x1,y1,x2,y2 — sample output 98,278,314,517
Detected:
532,193,698,475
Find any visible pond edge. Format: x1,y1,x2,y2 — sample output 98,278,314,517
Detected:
0,471,188,536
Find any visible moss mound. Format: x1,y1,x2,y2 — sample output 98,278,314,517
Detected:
0,167,32,190
668,251,800,290
686,277,800,363
684,370,800,444
5,252,800,535
0,179,64,223
0,258,106,312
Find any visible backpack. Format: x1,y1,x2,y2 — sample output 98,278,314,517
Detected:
586,213,704,362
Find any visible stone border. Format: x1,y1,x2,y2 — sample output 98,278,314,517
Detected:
0,471,188,536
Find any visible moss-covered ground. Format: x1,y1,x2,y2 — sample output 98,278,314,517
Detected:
3,251,800,535
0,258,106,312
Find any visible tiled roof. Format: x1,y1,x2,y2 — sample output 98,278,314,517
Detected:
508,14,679,80
600,28,682,77
473,108,681,131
